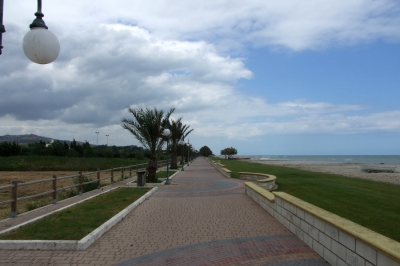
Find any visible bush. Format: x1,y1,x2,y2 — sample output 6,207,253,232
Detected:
26,197,51,211
67,149,81,157
134,151,145,160
72,175,98,193
57,188,78,200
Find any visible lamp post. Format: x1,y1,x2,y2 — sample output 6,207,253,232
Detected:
0,0,60,63
105,135,109,146
162,120,171,185
180,139,185,171
95,132,99,146
187,139,190,166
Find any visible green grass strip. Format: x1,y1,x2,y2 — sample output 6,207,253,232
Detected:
0,188,151,240
156,170,177,181
214,159,400,242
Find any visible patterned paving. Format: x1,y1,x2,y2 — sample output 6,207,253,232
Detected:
115,235,326,266
0,157,328,265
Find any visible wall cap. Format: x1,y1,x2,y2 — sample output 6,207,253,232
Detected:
244,182,275,202
239,172,276,181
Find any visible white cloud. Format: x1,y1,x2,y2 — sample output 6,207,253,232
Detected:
1,0,400,151
5,0,399,52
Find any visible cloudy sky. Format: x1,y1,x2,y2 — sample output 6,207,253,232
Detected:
1,0,400,155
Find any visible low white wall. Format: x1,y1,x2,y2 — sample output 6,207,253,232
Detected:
240,172,276,191
245,182,400,266
209,161,231,178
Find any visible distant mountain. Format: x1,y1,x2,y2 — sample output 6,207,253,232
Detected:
0,134,84,145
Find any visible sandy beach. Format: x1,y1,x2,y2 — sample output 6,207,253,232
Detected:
249,160,400,185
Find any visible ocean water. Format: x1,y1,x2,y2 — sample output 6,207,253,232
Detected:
245,155,400,165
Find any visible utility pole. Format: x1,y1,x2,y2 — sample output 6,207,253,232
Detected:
95,132,99,146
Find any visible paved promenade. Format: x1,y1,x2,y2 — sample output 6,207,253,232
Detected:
0,157,328,265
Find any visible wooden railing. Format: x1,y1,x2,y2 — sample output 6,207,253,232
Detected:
0,160,168,218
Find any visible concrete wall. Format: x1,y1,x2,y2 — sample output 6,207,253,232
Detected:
244,182,400,266
209,161,231,178
240,172,276,191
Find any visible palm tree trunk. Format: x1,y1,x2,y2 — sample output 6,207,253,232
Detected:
147,156,157,182
171,150,178,169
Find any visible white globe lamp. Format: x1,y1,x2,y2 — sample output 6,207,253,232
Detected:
163,128,171,137
23,27,60,64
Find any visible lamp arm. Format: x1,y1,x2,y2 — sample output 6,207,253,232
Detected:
30,0,48,29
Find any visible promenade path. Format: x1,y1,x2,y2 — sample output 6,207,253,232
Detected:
0,157,328,265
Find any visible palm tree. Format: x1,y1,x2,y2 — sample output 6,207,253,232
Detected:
121,107,175,182
169,118,193,169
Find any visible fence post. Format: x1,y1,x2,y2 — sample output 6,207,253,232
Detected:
111,168,114,184
52,175,57,204
129,165,132,178
11,180,18,218
121,166,125,181
79,171,83,195
97,168,101,189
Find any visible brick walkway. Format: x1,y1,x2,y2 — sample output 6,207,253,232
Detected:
0,157,328,265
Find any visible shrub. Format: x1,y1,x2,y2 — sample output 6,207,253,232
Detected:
72,175,98,193
26,197,51,211
57,188,78,200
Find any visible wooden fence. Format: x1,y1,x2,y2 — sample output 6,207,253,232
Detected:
0,160,168,218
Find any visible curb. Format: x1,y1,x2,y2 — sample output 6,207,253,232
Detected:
127,167,184,187
0,187,158,250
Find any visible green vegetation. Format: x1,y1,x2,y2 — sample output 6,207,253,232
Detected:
0,156,147,171
156,170,177,180
0,188,151,240
26,197,52,211
168,118,193,169
214,158,400,242
0,138,148,159
200,145,213,157
220,147,237,159
121,107,175,182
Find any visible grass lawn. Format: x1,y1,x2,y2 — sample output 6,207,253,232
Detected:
0,156,148,171
214,158,400,242
0,187,151,240
156,170,178,180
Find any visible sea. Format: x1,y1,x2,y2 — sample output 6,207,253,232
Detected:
244,155,400,165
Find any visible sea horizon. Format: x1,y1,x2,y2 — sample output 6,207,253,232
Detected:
236,155,400,165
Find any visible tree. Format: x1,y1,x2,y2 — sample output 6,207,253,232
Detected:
168,118,193,169
47,140,69,156
29,140,46,155
220,147,238,159
121,107,174,182
199,145,213,157
0,141,21,157
70,139,83,156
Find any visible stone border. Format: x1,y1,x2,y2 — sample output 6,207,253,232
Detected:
0,187,158,250
244,182,400,266
208,160,231,178
239,172,277,190
126,167,182,187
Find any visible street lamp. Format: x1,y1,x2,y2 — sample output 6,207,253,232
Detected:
179,139,185,171
95,132,99,146
187,139,190,166
162,121,171,185
0,0,60,63
105,135,109,146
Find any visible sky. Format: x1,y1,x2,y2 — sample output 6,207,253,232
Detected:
0,0,400,155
